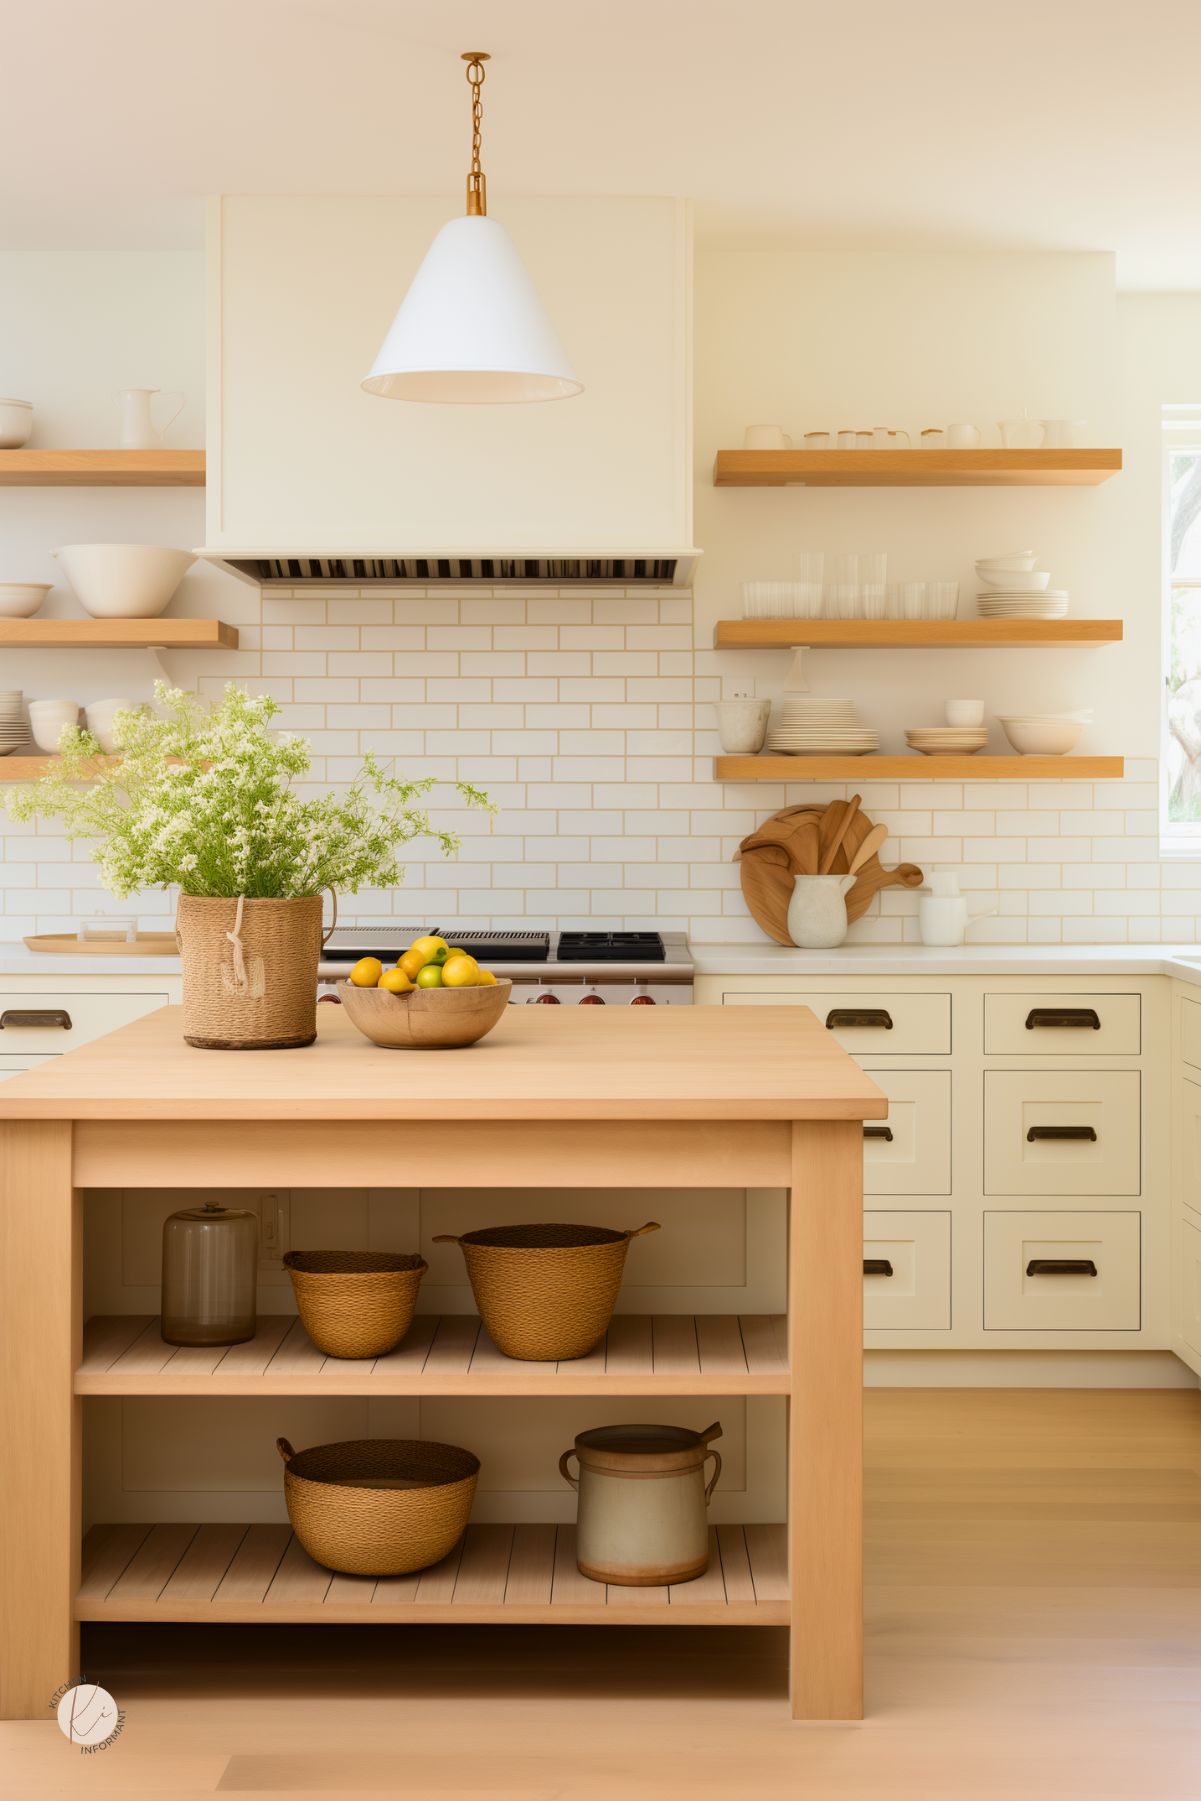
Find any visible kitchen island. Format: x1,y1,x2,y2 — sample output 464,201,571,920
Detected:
0,1002,885,1721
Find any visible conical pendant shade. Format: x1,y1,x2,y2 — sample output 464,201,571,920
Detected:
362,214,582,404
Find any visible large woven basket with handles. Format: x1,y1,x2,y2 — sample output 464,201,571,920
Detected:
283,1250,427,1359
277,1436,479,1576
433,1222,660,1361
175,893,332,1050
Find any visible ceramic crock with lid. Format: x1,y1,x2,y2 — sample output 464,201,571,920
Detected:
558,1421,723,1585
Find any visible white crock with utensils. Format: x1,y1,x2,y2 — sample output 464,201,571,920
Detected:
918,871,997,946
787,872,856,948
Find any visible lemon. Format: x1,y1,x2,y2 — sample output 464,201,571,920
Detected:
415,963,444,988
349,957,383,988
409,935,449,966
476,968,498,986
442,954,480,988
398,947,428,982
379,967,416,994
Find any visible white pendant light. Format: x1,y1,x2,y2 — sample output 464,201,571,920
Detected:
363,53,581,406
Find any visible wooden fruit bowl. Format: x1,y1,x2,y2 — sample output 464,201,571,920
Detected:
339,978,512,1049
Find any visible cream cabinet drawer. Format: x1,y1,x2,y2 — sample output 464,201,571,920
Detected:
721,990,950,1054
1182,996,1201,1072
863,1210,951,1330
1176,1077,1201,1217
0,990,170,1055
985,992,1140,1056
1177,1215,1201,1364
984,1210,1140,1330
984,1070,1140,1196
860,1069,950,1195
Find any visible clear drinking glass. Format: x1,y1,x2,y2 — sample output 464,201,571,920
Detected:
861,584,888,619
900,581,928,620
830,582,862,619
929,580,960,619
859,553,888,586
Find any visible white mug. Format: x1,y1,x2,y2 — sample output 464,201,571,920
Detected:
836,430,857,449
744,424,792,450
999,419,1044,449
871,427,911,449
946,423,981,448
855,431,873,449
1041,418,1085,448
920,427,945,447
803,431,831,449
945,699,985,727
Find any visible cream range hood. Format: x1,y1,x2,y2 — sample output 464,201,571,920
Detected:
203,197,695,588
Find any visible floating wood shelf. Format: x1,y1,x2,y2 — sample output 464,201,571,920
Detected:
0,449,205,486
77,1520,788,1626
0,756,117,781
716,756,1125,781
0,618,237,649
713,448,1122,487
714,619,1124,650
77,1312,788,1396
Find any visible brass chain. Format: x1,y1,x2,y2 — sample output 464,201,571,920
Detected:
463,53,490,214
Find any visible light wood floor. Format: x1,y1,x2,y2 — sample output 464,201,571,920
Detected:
3,1387,1199,1800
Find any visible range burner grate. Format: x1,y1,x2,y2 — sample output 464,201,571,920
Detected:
556,932,666,963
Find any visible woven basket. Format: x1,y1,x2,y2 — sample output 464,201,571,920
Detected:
284,1250,427,1358
176,894,329,1049
433,1222,660,1361
277,1436,479,1576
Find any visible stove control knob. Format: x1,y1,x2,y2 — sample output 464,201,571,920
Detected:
530,991,561,1004
579,990,606,1004
629,993,656,1004
317,993,342,1005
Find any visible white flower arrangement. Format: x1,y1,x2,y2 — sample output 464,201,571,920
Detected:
7,682,492,899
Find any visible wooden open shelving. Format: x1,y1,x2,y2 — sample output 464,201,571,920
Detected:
77,1312,789,1397
713,448,1122,487
77,1519,788,1626
0,618,237,649
717,755,1124,781
0,449,205,486
0,756,115,782
714,618,1123,650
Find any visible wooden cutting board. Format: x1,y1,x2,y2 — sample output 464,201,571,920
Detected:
737,804,923,945
24,932,179,956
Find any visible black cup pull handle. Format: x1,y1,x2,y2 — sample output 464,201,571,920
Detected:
0,1008,72,1030
1026,1125,1097,1142
863,1258,894,1278
1026,1258,1098,1277
863,1126,894,1141
1025,1008,1101,1030
826,1008,893,1030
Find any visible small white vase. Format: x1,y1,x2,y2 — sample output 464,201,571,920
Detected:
787,873,855,948
716,697,770,754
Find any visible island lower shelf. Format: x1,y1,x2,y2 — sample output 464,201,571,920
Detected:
78,1521,789,1626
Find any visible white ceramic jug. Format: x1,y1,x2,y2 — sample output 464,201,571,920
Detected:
787,873,855,948
917,870,997,945
118,388,185,449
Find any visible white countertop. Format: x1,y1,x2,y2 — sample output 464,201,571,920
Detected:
2,940,1201,985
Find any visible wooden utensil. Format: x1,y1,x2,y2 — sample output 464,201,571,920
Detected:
738,802,923,943
818,794,861,874
847,822,888,876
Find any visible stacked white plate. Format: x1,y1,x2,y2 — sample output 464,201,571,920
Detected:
977,590,1069,619
0,690,28,757
767,696,880,756
905,725,988,757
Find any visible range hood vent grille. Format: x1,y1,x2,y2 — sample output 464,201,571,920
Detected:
214,554,691,588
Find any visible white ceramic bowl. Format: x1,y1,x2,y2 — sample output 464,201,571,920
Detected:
0,399,33,449
997,716,1083,755
975,551,1037,572
84,699,136,754
51,544,196,619
28,699,80,753
975,568,1051,592
0,582,51,618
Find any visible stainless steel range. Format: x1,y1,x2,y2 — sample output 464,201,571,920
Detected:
319,927,693,1004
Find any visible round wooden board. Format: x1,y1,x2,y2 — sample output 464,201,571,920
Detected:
738,805,923,945
24,932,179,956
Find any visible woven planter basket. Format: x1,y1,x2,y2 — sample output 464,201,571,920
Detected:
433,1222,660,1361
284,1250,427,1359
277,1436,479,1576
176,894,329,1049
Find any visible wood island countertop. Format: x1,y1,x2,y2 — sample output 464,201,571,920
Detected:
0,1002,887,1122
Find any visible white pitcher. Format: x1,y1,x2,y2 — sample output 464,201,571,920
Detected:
787,873,855,949
118,388,185,449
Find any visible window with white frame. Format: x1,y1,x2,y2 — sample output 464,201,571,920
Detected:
1163,408,1201,852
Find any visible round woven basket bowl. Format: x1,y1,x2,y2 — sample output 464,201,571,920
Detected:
339,977,512,1050
433,1222,660,1361
283,1250,428,1359
277,1436,479,1576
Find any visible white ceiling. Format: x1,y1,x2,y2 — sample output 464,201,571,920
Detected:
6,0,1201,288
